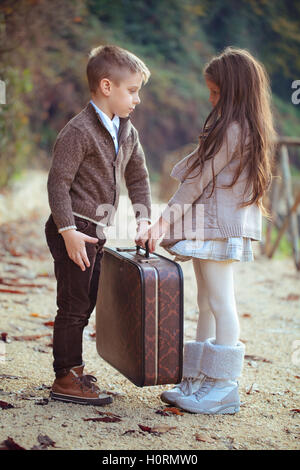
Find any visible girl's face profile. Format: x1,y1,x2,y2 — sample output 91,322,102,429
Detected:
205,77,220,108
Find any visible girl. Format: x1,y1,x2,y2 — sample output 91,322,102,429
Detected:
136,47,276,414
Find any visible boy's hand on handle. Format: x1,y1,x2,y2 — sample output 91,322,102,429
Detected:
61,229,98,271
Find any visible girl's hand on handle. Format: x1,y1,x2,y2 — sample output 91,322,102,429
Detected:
135,220,150,249
135,224,149,250
136,217,170,253
135,228,156,253
61,229,98,271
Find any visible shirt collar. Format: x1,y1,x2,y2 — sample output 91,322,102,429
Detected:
90,100,120,132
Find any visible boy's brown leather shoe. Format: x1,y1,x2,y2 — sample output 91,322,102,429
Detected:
50,365,113,406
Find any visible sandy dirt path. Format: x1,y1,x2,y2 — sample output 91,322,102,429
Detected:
0,170,299,450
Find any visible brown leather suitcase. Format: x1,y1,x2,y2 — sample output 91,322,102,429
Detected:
96,244,184,387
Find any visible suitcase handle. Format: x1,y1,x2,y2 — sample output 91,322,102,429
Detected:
116,241,150,258
116,243,159,263
136,240,150,258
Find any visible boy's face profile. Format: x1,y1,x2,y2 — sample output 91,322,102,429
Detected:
97,71,143,119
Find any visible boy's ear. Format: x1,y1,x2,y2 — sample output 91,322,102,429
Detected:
99,78,112,97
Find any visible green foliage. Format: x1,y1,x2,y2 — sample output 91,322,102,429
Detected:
273,94,300,137
87,0,207,67
1,0,300,189
262,224,294,259
0,67,34,187
199,0,300,101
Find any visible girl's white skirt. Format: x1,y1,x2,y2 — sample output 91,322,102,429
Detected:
164,237,254,263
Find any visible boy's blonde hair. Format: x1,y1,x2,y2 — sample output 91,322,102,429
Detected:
87,45,151,93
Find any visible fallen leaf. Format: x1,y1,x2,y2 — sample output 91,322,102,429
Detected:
0,278,47,289
195,432,215,443
155,410,169,416
43,321,54,327
8,249,23,257
89,324,96,338
83,410,122,423
151,425,176,434
83,416,121,423
245,383,260,394
282,294,300,301
241,313,252,318
17,284,48,288
6,261,27,268
244,354,272,363
138,424,175,435
138,424,153,433
19,394,38,401
11,334,52,341
34,384,51,391
37,434,56,448
290,409,300,413
97,411,122,419
0,288,26,294
33,346,49,354
0,400,14,409
163,407,184,416
0,374,24,379
123,430,136,435
34,398,49,406
0,437,26,450
0,332,9,343
225,436,236,450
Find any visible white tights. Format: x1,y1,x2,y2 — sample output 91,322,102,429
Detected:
192,258,240,346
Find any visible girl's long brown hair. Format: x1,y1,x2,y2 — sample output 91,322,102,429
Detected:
184,46,277,218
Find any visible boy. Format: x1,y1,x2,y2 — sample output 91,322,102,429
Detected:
45,45,152,405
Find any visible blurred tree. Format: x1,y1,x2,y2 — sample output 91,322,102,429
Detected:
0,0,91,186
199,0,300,100
0,0,299,189
87,0,209,68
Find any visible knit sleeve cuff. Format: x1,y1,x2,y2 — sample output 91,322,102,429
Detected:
58,225,77,234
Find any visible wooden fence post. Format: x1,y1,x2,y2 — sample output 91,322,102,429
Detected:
280,145,300,268
267,191,300,268
264,155,281,255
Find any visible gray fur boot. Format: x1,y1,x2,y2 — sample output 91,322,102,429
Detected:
175,338,245,414
160,341,205,405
